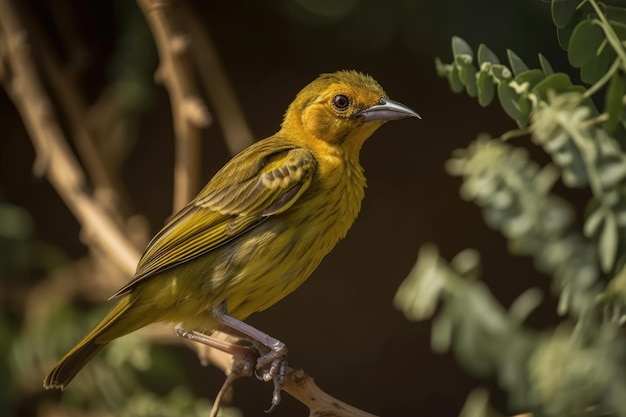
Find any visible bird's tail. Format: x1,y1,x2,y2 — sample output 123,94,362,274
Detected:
43,294,147,389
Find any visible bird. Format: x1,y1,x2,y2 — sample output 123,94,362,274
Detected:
43,70,419,409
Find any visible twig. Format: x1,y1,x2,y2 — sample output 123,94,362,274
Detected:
19,4,126,213
285,368,379,417
137,0,211,212
180,2,254,154
0,0,139,276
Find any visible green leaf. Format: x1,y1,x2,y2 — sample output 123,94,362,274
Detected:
431,313,453,353
394,245,447,321
459,389,495,417
507,50,529,77
600,210,618,272
580,41,616,84
508,288,543,325
450,248,481,278
460,62,479,97
557,10,583,50
598,158,626,189
551,0,581,28
477,70,495,107
519,96,532,120
605,70,625,132
539,53,554,76
585,205,605,237
477,44,500,66
448,65,465,93
532,73,575,101
568,19,605,68
515,69,546,90
452,36,474,59
498,81,524,121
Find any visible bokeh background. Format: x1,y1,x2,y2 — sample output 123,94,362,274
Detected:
0,1,571,416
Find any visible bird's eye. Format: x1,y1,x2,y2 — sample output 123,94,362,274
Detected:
332,94,350,111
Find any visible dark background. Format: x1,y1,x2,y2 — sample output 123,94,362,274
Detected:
0,1,569,416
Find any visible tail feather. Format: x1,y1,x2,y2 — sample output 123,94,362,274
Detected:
43,295,146,389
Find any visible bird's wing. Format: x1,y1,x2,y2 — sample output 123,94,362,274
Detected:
111,142,316,297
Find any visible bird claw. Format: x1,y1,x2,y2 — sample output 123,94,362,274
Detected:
255,347,288,413
262,362,286,413
264,377,283,414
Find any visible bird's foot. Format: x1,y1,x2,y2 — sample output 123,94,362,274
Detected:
211,303,289,412
255,343,288,413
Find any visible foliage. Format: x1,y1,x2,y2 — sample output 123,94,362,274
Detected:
396,0,626,415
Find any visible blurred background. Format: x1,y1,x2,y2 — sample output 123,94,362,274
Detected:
0,0,571,416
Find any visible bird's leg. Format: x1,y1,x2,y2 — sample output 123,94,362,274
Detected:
175,324,258,377
175,325,265,417
212,302,288,412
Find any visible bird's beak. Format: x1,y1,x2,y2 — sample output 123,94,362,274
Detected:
357,98,421,122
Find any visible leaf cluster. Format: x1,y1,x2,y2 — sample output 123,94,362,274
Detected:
397,0,626,415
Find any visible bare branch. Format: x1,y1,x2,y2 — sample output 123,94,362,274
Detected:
137,0,211,212
26,6,115,194
180,2,254,154
0,0,140,276
285,369,379,417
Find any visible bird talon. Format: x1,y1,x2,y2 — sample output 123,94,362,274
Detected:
264,377,283,414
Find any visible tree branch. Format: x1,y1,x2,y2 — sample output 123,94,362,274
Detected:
285,368,379,417
179,2,254,154
18,3,136,226
0,0,139,276
137,0,211,212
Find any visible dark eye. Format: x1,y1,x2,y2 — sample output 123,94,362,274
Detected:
332,94,350,111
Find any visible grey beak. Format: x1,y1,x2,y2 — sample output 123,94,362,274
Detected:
357,98,421,122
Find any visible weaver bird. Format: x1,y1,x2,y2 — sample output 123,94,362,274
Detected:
43,70,419,410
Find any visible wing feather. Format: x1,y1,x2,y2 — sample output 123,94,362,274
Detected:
111,140,316,297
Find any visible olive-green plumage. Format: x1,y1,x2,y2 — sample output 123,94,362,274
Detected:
43,70,418,389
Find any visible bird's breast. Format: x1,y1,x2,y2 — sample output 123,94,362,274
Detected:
159,152,368,323
221,155,367,318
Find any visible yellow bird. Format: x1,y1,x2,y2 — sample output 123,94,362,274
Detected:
44,70,419,409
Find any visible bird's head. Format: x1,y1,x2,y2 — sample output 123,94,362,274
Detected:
282,70,419,153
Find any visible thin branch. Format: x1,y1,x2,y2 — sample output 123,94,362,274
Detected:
180,2,254,154
19,4,125,209
137,0,211,212
285,368,379,417
0,0,139,276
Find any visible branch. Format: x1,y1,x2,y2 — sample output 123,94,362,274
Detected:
18,4,134,225
28,13,115,193
0,0,139,276
285,368,379,417
137,0,211,212
180,2,254,154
